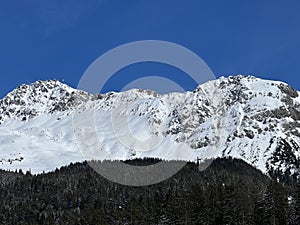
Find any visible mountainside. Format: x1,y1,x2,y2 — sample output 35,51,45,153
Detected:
1,158,294,225
0,75,299,177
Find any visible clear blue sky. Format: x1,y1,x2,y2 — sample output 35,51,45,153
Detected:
0,0,300,97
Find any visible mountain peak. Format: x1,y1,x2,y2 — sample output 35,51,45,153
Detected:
0,79,90,124
0,75,299,176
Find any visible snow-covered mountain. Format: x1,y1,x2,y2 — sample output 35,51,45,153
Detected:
0,75,299,176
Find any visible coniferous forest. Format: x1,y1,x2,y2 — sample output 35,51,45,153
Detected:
0,157,299,225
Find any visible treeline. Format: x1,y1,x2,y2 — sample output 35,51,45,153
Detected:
0,157,299,225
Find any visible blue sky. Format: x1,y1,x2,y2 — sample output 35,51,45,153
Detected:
0,0,300,97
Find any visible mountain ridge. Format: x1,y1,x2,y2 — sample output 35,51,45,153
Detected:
0,75,299,177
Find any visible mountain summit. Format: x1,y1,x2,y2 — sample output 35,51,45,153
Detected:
0,75,299,176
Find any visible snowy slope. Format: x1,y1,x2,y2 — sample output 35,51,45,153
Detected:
0,75,299,175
